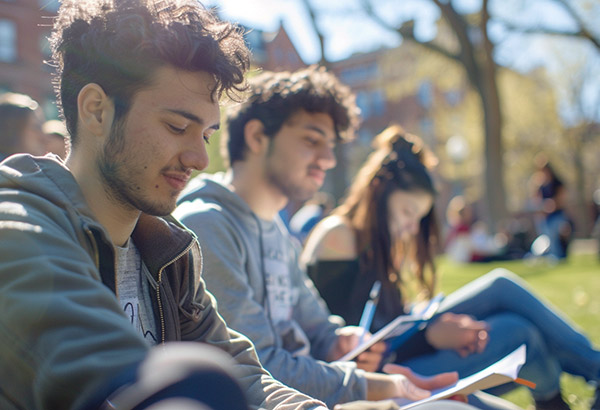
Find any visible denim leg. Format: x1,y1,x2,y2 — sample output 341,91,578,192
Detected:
433,268,600,383
399,313,561,401
544,212,572,258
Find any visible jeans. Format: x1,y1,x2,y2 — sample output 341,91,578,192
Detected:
538,210,572,259
399,269,600,402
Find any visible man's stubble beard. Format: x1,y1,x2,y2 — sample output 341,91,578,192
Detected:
264,152,318,205
97,117,174,217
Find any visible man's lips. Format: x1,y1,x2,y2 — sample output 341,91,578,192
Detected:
163,173,190,190
308,168,326,185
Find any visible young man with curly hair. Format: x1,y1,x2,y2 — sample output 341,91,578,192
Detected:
175,66,470,409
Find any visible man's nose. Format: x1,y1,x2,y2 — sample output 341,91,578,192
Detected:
180,135,209,171
318,143,336,171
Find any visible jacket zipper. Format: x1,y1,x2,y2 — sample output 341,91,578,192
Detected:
156,240,195,344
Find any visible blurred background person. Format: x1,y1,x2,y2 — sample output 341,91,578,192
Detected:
528,155,574,260
444,195,508,263
0,92,46,161
42,119,69,160
289,191,336,243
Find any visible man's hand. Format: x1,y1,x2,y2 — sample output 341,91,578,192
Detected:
327,326,385,371
364,366,458,402
425,312,489,357
383,364,459,393
356,340,386,372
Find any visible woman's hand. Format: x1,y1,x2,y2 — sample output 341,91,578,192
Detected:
425,312,489,357
327,326,386,372
327,326,362,361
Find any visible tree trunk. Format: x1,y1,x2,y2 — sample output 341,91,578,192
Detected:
571,131,591,237
478,56,508,231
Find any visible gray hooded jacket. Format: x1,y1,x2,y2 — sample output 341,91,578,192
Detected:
175,173,368,407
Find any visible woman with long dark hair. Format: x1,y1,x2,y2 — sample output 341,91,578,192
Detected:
302,125,600,410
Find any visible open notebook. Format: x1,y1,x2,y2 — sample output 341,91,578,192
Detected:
394,344,535,409
340,293,444,362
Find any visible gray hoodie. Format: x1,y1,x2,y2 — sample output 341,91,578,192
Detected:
175,173,368,407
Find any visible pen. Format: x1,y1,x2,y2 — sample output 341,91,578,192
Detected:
357,280,381,344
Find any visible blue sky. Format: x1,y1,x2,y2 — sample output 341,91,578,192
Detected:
205,0,595,67
206,0,600,122
205,0,402,63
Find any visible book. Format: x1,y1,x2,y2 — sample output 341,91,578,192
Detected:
340,293,444,362
394,344,534,409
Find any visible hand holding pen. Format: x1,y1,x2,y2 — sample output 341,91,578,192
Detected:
327,280,385,371
358,280,382,344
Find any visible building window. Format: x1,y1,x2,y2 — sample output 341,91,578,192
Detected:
417,81,433,108
339,63,379,87
0,19,17,63
356,91,371,119
40,35,52,58
38,0,60,12
445,89,462,106
371,89,385,116
356,89,386,120
42,94,58,120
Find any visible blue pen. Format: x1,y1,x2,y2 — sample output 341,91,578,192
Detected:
357,280,381,344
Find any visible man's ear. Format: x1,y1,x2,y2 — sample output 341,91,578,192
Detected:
243,119,269,155
77,83,114,139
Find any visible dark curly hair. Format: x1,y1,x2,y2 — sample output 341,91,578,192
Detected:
50,0,250,146
222,65,360,166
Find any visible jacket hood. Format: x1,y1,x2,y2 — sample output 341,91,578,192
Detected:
0,154,98,222
178,171,255,220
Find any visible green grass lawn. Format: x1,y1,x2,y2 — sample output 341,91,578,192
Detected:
436,251,600,410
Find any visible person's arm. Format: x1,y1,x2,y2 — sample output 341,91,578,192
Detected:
291,253,386,372
425,312,489,357
179,209,368,408
365,365,459,402
0,197,149,410
289,240,343,360
301,215,357,265
299,216,387,370
182,260,326,410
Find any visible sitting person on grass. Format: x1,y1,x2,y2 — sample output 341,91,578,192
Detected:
301,125,600,410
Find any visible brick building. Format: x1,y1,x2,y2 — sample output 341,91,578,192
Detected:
0,0,59,118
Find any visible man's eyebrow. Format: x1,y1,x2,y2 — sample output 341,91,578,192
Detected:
304,124,327,137
164,109,220,130
304,124,335,141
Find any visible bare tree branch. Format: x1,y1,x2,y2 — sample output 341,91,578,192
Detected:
553,0,600,49
299,0,328,66
494,0,600,50
359,0,460,62
433,0,481,84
